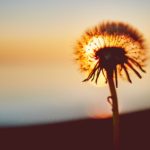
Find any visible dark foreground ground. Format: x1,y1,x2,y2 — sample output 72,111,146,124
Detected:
0,109,150,150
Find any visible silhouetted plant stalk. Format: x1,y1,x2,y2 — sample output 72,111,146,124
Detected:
75,21,146,150
107,71,120,150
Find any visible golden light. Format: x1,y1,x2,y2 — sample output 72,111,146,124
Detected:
83,36,106,86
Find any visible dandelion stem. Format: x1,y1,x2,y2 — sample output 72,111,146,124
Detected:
107,71,120,150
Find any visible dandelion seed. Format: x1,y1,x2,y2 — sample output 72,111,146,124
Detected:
75,21,146,87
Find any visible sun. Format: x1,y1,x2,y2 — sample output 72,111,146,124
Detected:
83,36,107,87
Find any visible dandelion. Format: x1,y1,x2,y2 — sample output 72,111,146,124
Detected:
74,21,146,150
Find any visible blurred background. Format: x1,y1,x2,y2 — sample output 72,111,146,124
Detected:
0,110,150,150
0,0,150,126
0,1,150,150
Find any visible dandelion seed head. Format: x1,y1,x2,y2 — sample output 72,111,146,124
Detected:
74,21,146,86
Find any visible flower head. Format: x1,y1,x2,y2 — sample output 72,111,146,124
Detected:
74,21,146,87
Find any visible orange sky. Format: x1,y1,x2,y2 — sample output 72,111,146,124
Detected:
0,36,72,64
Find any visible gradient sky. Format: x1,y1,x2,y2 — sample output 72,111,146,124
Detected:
0,0,150,126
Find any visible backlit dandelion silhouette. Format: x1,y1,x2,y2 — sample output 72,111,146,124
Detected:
74,21,146,150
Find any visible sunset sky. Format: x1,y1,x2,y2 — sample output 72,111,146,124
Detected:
0,0,150,126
